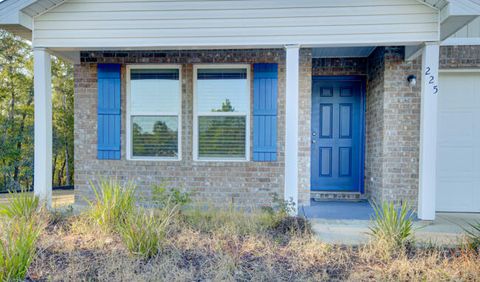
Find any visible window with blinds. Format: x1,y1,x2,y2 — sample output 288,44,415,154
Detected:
194,66,250,160
127,66,181,160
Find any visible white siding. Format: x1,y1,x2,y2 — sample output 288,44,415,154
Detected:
33,0,439,48
450,17,480,38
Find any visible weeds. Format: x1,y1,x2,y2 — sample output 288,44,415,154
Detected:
183,205,266,236
86,178,136,231
369,201,414,252
0,189,39,220
260,195,311,237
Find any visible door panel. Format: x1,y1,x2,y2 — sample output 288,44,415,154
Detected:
436,72,480,212
311,77,364,192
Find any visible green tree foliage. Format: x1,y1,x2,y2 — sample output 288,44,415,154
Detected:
52,56,74,187
0,30,34,191
0,30,74,191
132,119,178,157
198,99,246,158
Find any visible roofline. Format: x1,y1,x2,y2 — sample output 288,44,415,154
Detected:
415,0,444,10
1,0,479,43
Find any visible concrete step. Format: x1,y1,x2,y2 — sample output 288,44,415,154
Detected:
311,191,366,202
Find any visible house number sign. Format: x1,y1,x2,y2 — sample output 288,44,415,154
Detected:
425,67,439,95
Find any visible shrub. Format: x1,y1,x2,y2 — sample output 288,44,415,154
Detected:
464,221,480,251
0,218,43,281
369,201,414,250
118,206,177,259
269,216,312,237
86,178,136,230
0,189,39,220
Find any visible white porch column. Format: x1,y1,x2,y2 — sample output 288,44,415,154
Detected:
418,42,440,220
34,48,52,208
284,45,300,214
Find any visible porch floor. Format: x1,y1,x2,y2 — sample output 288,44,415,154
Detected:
300,200,375,220
300,201,480,245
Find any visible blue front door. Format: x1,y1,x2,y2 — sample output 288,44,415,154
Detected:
311,76,365,192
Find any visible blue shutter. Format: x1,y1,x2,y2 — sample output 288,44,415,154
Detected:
97,64,121,160
253,64,278,161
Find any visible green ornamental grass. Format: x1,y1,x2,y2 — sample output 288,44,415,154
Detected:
369,201,414,249
86,178,137,230
0,190,39,220
118,206,177,259
0,218,43,281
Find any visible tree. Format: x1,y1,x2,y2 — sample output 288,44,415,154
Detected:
0,30,34,191
52,56,74,186
0,29,74,191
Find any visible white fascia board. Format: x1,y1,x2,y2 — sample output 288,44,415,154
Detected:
415,0,444,10
441,37,480,45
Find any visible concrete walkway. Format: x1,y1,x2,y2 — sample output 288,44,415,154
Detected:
310,213,479,246
301,201,480,245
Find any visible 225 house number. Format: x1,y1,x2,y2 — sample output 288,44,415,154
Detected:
425,67,439,95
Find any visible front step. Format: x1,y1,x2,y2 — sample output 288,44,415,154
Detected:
311,191,365,202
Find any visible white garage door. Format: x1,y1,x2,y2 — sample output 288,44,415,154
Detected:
436,72,480,212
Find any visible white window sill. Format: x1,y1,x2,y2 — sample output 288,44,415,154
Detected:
193,158,249,163
127,157,182,162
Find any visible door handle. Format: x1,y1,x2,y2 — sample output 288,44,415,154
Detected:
312,140,316,144
312,132,317,136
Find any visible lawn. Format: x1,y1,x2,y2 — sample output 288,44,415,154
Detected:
1,182,479,281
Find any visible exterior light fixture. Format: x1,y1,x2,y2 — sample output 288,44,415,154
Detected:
407,75,417,87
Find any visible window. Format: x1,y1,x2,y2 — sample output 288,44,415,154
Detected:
127,65,181,160
193,65,250,161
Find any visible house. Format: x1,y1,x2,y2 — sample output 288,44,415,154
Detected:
0,0,479,220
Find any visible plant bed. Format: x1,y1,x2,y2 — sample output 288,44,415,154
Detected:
1,183,479,281
19,209,479,281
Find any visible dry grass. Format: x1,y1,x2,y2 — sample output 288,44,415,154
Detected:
19,205,479,282
352,242,480,281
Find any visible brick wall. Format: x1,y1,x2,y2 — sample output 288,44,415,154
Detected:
440,45,480,69
364,45,480,207
365,48,386,202
309,46,479,208
74,46,479,210
298,48,312,205
312,57,367,76
364,47,423,206
381,47,422,206
75,49,315,208
74,49,292,208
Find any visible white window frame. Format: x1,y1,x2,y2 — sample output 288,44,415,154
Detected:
193,64,251,162
126,64,182,161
